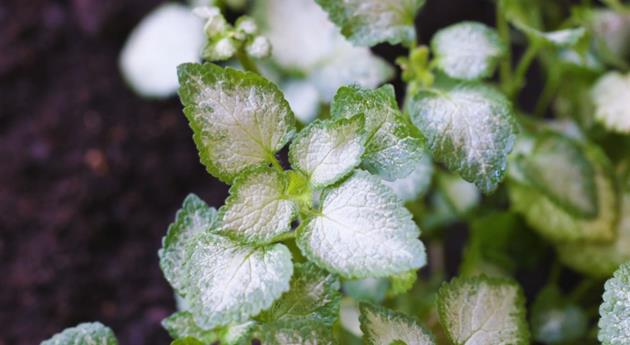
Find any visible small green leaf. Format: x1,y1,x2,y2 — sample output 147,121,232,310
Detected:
177,63,296,183
437,276,530,345
386,270,417,298
591,71,630,134
407,84,517,193
297,170,427,278
159,194,218,294
315,0,425,47
218,167,298,244
41,322,117,345
599,261,630,345
331,85,424,181
382,152,433,202
517,132,598,218
359,303,435,345
258,262,341,326
289,115,366,188
256,320,336,345
182,232,293,329
509,144,618,244
431,21,505,80
530,286,587,344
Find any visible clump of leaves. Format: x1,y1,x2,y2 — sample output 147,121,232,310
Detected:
42,0,630,344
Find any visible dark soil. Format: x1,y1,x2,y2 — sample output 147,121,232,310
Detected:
0,0,537,344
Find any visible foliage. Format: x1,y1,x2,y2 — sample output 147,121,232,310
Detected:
45,0,630,344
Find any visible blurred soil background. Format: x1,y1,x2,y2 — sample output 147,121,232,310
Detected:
0,0,544,344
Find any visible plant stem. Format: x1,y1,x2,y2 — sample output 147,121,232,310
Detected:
237,49,260,74
270,231,296,243
533,68,560,117
508,42,539,99
509,42,540,100
496,2,512,92
268,154,284,173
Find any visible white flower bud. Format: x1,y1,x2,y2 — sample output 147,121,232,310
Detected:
211,37,237,60
193,6,227,38
246,36,271,58
203,15,228,38
236,17,258,35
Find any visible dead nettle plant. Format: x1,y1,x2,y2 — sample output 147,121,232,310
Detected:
43,0,630,344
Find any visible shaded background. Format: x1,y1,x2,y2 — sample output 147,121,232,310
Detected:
0,0,550,344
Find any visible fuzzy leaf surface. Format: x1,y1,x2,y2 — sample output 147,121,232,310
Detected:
599,261,630,345
258,262,341,326
256,320,336,345
332,85,424,181
182,233,293,328
41,322,118,345
218,167,297,244
315,0,425,47
289,115,366,188
297,170,426,278
437,276,530,345
431,21,505,80
408,84,516,193
177,63,295,183
360,303,435,345
159,194,218,293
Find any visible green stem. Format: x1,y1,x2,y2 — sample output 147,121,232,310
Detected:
509,42,541,100
496,2,512,92
270,231,296,243
268,154,284,173
237,49,260,74
533,68,560,118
